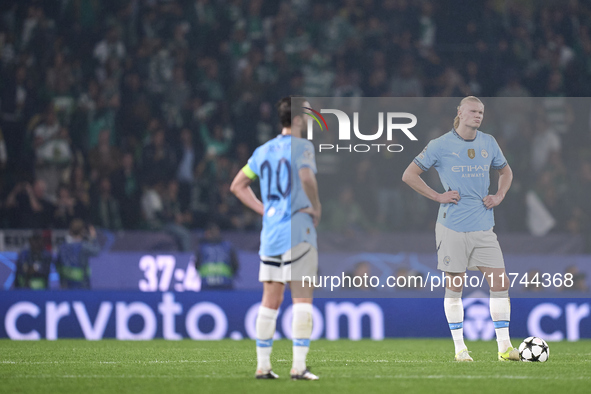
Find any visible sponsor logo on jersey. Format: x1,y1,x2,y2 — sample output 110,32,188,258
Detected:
451,165,490,172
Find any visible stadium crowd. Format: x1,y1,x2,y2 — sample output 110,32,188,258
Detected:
1,0,591,238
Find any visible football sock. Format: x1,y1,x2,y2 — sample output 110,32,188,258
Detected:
292,303,313,373
444,287,466,354
490,289,512,353
256,306,278,371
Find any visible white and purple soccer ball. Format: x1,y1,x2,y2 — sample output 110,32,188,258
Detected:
518,337,549,362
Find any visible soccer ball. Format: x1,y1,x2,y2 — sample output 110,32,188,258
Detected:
518,337,549,362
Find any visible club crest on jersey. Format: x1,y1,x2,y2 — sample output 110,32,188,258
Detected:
443,256,451,265
468,149,475,159
481,149,488,158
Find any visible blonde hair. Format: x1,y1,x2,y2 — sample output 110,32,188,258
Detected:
453,96,483,129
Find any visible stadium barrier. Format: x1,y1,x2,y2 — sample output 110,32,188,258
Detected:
1,290,589,340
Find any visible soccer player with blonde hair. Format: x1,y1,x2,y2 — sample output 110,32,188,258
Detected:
402,96,519,362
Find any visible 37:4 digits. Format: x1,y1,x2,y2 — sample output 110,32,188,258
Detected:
138,255,201,292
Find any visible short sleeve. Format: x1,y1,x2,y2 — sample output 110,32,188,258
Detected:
295,141,317,173
490,137,507,170
413,140,439,171
245,149,260,179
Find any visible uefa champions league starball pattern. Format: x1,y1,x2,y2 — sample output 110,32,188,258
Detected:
518,337,549,362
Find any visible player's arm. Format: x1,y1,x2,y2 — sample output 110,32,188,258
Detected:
402,162,460,204
483,163,513,209
299,167,321,227
230,166,265,216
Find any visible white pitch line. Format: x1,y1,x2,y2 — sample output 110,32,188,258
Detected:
2,359,590,368
0,374,589,380
0,360,212,365
3,359,589,365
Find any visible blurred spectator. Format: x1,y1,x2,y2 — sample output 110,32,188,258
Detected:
175,128,198,210
6,179,55,229
324,185,373,235
14,232,53,289
1,65,33,168
141,180,164,230
531,117,561,174
46,52,74,98
111,152,141,229
141,128,177,184
34,125,73,200
211,181,249,230
163,66,191,127
255,102,273,146
199,123,232,157
88,129,121,181
69,165,91,222
161,180,192,251
55,220,100,289
91,177,123,231
543,71,574,136
389,56,423,97
93,27,126,66
118,72,151,142
54,184,78,229
32,107,60,157
195,222,239,290
494,73,533,142
465,61,483,96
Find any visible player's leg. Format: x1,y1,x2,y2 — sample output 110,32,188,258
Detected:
444,272,472,361
478,266,519,361
255,281,284,378
256,256,286,378
470,228,519,361
288,243,319,380
436,223,471,361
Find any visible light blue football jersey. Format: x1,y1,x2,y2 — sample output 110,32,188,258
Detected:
413,129,507,232
245,134,317,256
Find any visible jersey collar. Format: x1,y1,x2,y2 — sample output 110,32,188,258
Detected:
452,128,478,142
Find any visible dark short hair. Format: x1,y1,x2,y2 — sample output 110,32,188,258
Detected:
276,96,306,127
69,219,85,237
205,222,220,232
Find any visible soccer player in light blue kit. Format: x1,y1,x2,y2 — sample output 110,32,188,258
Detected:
231,96,321,380
402,96,520,362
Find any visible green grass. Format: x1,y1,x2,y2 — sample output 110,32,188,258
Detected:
0,339,590,394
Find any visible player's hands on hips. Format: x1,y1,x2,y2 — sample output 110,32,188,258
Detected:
299,205,321,227
483,194,503,209
437,190,460,204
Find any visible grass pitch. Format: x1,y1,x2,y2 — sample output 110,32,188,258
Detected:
1,339,590,394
